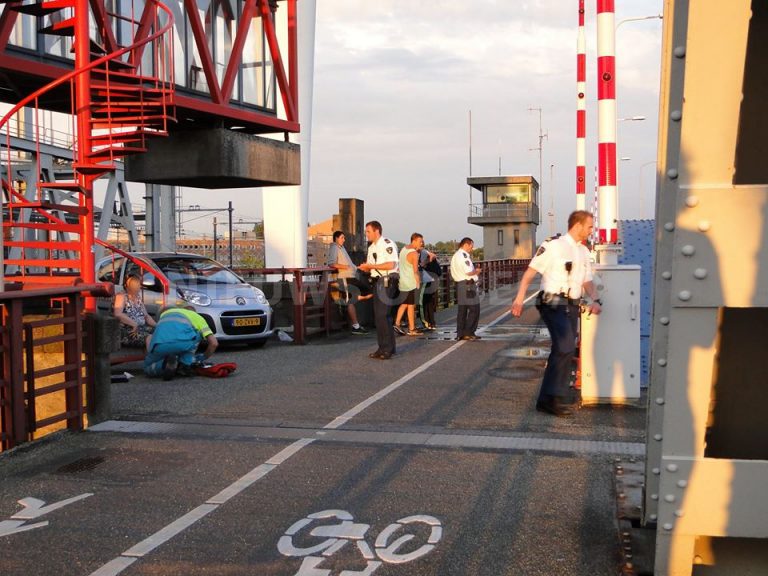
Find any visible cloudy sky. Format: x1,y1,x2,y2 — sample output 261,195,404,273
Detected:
183,0,664,245
310,0,664,244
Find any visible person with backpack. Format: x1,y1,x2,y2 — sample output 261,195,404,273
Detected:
419,246,440,331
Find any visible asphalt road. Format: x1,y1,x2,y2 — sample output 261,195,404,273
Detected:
0,287,646,576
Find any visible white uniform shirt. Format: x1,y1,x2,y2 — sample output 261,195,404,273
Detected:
366,236,399,277
529,233,593,298
450,248,476,282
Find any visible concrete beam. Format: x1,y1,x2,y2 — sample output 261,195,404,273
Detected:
125,128,300,188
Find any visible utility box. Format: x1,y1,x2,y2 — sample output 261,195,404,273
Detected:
579,265,641,404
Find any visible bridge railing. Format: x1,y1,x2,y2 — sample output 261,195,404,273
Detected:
0,283,112,452
434,258,531,309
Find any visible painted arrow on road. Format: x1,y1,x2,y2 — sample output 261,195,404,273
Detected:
0,493,93,537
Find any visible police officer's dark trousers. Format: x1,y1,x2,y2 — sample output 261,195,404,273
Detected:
373,277,396,355
456,280,480,339
538,302,579,401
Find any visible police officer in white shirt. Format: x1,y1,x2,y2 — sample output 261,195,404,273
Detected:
511,210,602,416
450,237,482,341
358,220,399,359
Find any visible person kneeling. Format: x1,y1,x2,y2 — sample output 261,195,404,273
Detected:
144,304,218,380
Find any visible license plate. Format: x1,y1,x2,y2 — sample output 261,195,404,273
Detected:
232,317,261,327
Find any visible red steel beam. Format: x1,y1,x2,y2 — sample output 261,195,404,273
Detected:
89,0,119,52
220,0,259,103
259,0,296,122
128,0,157,68
0,5,19,51
184,0,223,104
287,0,298,118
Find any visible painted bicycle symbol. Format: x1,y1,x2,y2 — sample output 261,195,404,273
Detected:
278,509,442,575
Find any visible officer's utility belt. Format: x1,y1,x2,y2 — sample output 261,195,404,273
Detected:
536,291,580,307
373,273,399,288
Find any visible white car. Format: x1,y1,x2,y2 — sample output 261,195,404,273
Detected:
96,252,274,346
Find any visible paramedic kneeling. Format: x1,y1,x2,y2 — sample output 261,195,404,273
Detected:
144,304,219,380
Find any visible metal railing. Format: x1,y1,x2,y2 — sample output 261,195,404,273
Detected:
433,258,530,309
0,283,113,452
468,203,539,222
234,266,336,345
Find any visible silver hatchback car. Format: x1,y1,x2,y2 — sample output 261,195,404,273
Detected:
96,252,274,346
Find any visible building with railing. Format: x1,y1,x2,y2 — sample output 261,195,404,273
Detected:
467,175,540,259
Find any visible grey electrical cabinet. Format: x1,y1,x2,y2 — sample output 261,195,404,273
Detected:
579,264,641,405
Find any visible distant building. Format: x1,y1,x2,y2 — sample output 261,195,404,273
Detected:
467,175,540,259
108,232,265,268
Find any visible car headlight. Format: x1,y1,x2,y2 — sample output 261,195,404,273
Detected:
178,288,211,307
253,288,268,305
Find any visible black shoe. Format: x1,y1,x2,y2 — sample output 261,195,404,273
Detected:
393,324,406,336
177,363,195,377
162,355,178,381
536,399,573,417
369,351,392,360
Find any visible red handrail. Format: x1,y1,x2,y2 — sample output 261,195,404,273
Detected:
0,0,174,134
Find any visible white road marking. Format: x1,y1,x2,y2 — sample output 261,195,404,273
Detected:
89,307,513,576
123,504,218,558
11,493,93,520
0,493,93,538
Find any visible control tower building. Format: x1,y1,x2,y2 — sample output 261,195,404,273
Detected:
467,175,540,259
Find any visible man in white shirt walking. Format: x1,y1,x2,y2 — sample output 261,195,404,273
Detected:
511,210,602,416
450,237,482,341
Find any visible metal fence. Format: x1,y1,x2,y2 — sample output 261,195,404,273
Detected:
0,284,111,452
433,258,530,309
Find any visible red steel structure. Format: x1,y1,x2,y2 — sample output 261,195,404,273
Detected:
596,0,618,244
0,0,299,288
576,0,586,211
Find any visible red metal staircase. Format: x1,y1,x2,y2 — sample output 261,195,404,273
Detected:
0,0,175,288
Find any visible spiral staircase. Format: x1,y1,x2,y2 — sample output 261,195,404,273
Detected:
0,0,175,287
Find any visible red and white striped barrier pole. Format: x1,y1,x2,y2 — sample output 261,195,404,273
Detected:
576,0,586,211
597,0,618,250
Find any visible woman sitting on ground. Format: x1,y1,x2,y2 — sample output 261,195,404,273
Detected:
113,274,157,348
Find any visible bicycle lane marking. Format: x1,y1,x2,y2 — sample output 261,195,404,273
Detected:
89,309,513,576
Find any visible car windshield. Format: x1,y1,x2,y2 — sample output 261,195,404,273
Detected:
150,256,243,285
